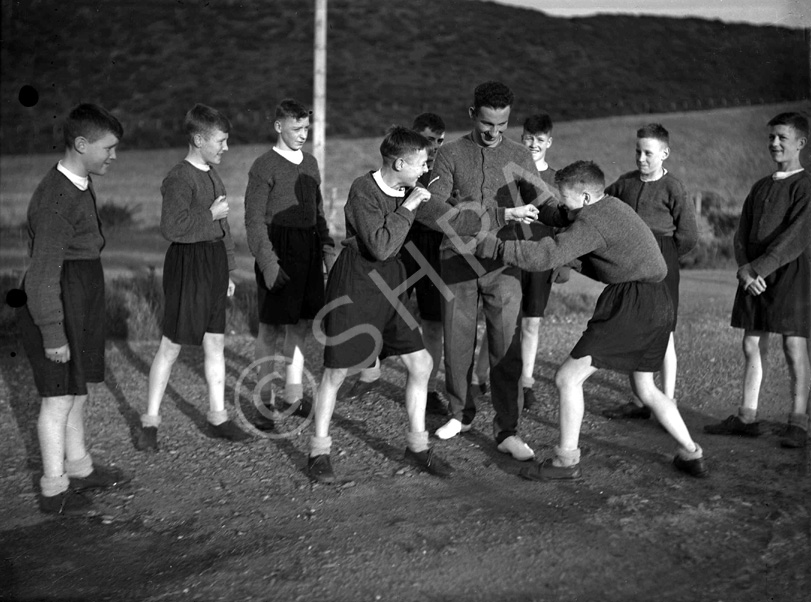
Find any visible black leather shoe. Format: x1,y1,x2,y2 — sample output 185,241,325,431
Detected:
602,402,651,420
135,426,159,451
69,464,132,492
703,415,760,437
779,424,808,448
425,391,448,416
673,455,709,478
307,454,336,483
519,458,582,481
404,447,454,478
208,420,252,442
39,489,95,516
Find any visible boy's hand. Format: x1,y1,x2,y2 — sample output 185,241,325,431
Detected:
550,265,571,284
403,188,431,212
45,344,70,364
745,275,767,296
210,195,229,221
267,267,290,292
736,264,760,291
505,205,538,224
227,278,236,297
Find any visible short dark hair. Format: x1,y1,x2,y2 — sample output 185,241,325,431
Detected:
555,160,605,191
473,81,514,112
380,125,430,161
412,112,445,133
275,98,311,121
523,113,553,135
768,112,809,139
184,103,231,144
636,123,669,145
62,103,123,148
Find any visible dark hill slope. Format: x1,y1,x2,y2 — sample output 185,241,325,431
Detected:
1,0,807,152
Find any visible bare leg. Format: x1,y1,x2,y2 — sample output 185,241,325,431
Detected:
741,330,769,414
38,395,74,478
255,323,284,403
145,336,182,417
783,335,811,416
520,317,541,388
421,320,443,392
631,371,697,451
555,356,599,452
202,332,226,414
399,349,433,433
314,368,348,439
64,394,88,462
660,332,677,400
283,321,310,399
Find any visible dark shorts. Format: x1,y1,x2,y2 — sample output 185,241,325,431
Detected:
321,246,424,370
654,234,680,330
731,254,811,338
521,269,553,317
401,227,444,322
571,280,673,373
256,225,326,325
18,259,106,397
162,241,228,346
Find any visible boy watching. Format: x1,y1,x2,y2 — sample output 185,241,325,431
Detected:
602,123,698,420
309,126,454,483
244,99,336,427
475,160,708,480
704,112,811,448
137,104,249,451
19,103,130,515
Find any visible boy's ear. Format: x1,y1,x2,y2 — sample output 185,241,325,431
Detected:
468,107,476,120
392,157,404,172
192,132,204,149
74,136,88,154
273,120,282,134
547,136,553,147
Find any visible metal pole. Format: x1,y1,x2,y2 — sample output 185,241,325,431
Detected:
313,0,327,188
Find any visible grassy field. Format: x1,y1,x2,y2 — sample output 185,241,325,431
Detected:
2,101,809,247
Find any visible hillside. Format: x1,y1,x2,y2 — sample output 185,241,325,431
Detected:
1,0,808,153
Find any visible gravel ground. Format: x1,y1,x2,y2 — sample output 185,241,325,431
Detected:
1,271,809,601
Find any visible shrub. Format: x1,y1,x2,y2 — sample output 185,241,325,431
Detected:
98,201,141,230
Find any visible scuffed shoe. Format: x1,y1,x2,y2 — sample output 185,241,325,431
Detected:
69,464,131,492
39,489,96,516
780,425,808,449
602,402,651,420
135,426,159,452
497,435,535,461
703,415,760,437
342,379,378,401
404,447,454,478
425,391,448,416
208,420,252,442
519,458,582,481
435,418,472,440
277,397,313,418
252,405,276,431
673,455,709,478
522,387,537,412
307,454,336,484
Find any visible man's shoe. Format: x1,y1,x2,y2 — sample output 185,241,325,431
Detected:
522,387,537,412
673,455,709,478
69,464,132,492
602,402,651,420
135,426,159,451
277,397,313,418
404,447,454,478
435,418,472,440
519,458,582,481
780,425,808,448
343,379,377,401
497,435,535,461
307,454,336,484
703,415,760,437
39,489,95,516
209,420,252,442
425,391,448,416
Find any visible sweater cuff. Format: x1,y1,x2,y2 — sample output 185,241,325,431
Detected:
475,232,502,260
491,207,507,229
40,322,67,350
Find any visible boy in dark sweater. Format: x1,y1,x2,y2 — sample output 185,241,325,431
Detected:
137,104,249,451
245,99,336,427
705,112,811,448
308,127,453,484
602,123,698,420
18,104,130,515
475,160,708,480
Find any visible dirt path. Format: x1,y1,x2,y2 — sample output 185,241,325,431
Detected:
1,282,809,601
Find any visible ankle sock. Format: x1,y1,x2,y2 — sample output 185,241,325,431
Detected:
285,383,304,403
310,435,332,457
553,446,580,467
40,473,69,497
738,407,757,423
788,412,809,430
64,453,93,478
406,430,430,454
207,409,228,426
677,442,703,461
141,414,161,428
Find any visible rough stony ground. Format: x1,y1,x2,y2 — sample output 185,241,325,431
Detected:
1,272,810,602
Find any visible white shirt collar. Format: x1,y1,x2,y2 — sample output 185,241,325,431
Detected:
185,158,210,172
772,168,804,180
372,170,405,197
273,146,304,165
640,168,667,183
57,161,89,191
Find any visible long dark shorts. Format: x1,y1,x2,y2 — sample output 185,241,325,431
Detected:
401,227,444,322
731,254,811,338
162,241,228,346
518,220,554,318
654,233,680,330
571,280,673,373
256,225,326,325
322,246,424,370
19,259,106,397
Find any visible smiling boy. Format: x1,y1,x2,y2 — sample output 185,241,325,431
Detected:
245,99,335,427
19,103,130,514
